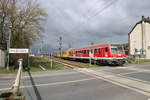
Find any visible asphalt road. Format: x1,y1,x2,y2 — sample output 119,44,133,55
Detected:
0,64,150,100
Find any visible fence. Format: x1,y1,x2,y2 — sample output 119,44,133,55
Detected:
0,50,5,67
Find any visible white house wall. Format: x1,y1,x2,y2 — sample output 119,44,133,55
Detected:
130,24,142,55
145,23,150,59
0,50,5,67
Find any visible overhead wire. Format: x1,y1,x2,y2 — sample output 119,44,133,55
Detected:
48,0,121,48
87,0,119,20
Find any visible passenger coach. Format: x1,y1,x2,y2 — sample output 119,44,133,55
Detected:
54,44,127,65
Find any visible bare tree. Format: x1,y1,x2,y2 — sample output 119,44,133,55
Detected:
0,0,10,50
0,0,47,66
0,0,47,49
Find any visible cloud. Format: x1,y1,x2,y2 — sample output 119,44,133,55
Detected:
32,0,150,53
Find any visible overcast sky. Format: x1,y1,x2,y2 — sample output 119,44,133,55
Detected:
32,0,150,53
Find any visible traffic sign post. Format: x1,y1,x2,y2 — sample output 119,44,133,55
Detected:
9,48,29,66
9,49,29,54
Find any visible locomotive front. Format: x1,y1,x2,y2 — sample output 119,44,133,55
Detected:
109,44,127,65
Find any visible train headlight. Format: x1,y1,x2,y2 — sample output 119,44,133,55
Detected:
118,54,121,56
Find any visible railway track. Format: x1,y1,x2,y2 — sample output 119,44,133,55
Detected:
53,59,150,96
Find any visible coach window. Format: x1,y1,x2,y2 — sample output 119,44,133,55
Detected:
84,50,86,54
83,50,85,54
87,50,89,54
90,49,93,54
95,49,97,53
85,50,87,54
83,50,86,54
105,48,108,52
75,51,77,54
98,48,101,53
105,47,108,56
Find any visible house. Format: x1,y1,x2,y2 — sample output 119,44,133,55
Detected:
128,16,150,59
0,49,5,67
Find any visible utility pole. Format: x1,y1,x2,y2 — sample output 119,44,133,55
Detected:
68,43,72,49
40,40,43,56
90,41,94,46
58,36,62,57
50,53,53,68
6,26,12,70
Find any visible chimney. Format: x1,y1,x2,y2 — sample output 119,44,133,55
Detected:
142,16,145,20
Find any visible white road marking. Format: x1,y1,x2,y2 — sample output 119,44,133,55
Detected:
94,67,150,84
72,68,150,96
89,68,150,88
0,78,96,92
0,83,11,86
96,67,118,71
120,67,150,73
117,71,142,76
23,71,79,79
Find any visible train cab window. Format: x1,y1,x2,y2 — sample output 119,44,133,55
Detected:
118,46,124,54
111,48,118,54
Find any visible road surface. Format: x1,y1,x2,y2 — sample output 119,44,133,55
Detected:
0,64,150,100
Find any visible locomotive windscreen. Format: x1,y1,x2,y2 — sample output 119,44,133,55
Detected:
111,45,125,54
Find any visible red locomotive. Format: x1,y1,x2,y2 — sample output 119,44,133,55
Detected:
54,43,127,65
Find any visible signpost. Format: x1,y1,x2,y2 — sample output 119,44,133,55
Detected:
7,48,29,69
9,49,29,54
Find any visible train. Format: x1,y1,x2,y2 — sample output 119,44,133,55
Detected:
53,43,127,65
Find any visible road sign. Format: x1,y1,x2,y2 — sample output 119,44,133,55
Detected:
9,48,29,54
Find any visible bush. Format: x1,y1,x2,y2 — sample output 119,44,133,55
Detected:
29,56,50,67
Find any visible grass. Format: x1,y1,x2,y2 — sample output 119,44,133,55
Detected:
27,63,67,72
54,57,102,68
0,56,68,73
27,56,68,72
0,66,17,73
128,59,150,64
